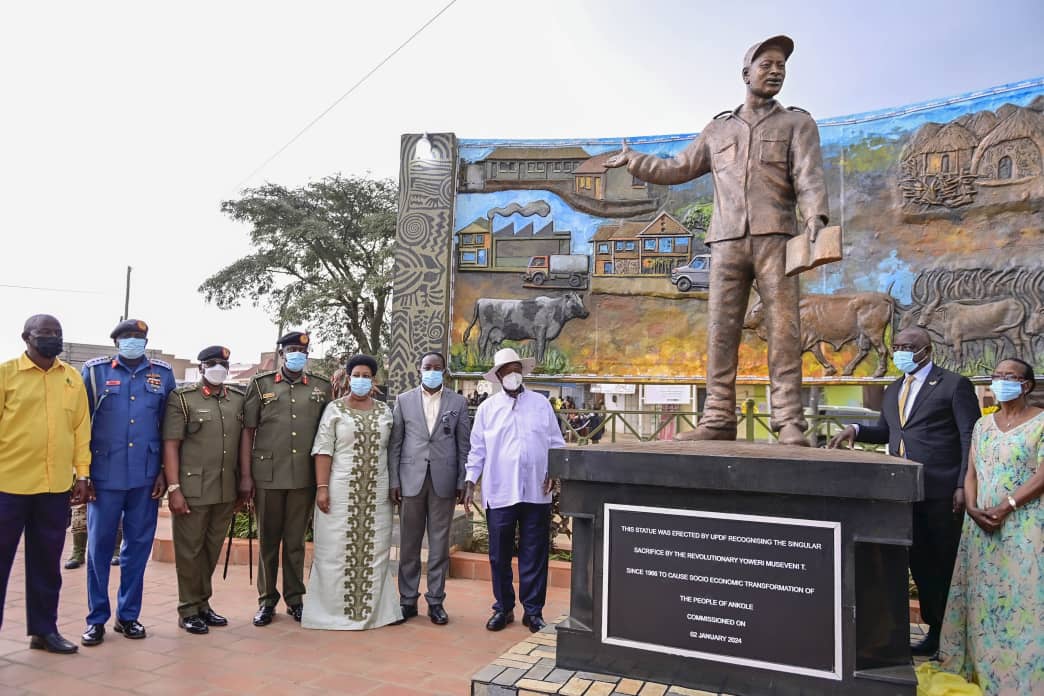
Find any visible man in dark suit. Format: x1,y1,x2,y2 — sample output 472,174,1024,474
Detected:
829,327,979,656
388,351,471,625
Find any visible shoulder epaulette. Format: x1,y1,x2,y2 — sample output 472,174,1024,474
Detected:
174,383,200,394
305,371,331,383
787,106,811,115
252,370,277,381
84,356,110,368
713,110,733,120
150,358,173,371
226,384,246,396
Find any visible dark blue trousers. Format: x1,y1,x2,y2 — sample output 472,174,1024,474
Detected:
486,502,550,617
0,491,70,635
86,485,158,625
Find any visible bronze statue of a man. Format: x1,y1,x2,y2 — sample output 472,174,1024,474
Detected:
606,35,828,446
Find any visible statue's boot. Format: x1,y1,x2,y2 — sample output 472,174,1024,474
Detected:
777,423,811,447
64,532,86,569
675,425,737,442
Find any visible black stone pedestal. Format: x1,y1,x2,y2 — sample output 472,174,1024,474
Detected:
551,441,921,696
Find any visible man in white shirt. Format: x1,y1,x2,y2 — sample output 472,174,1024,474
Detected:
464,348,565,633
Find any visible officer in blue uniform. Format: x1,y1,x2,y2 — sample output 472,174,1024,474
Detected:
80,319,176,647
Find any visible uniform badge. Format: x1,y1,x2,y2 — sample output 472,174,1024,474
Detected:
261,392,277,405
105,379,121,386
146,373,162,387
311,387,326,402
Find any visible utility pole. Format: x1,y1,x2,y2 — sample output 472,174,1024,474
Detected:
121,266,132,321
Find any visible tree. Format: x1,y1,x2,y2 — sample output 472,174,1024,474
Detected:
200,174,397,366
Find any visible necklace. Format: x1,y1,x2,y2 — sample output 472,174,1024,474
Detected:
998,404,1027,430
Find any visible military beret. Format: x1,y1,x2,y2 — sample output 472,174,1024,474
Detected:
110,318,149,339
197,345,231,362
277,331,310,348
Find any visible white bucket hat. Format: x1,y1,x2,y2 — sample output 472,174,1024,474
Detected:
483,347,536,383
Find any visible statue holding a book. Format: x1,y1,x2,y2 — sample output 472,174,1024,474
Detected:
605,34,839,446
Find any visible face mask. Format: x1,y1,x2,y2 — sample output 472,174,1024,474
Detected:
117,337,147,360
990,380,1024,403
204,365,228,385
350,376,373,397
33,336,64,359
892,347,925,374
284,351,307,372
421,369,444,389
501,372,523,391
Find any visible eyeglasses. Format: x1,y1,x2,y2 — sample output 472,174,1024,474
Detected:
989,374,1026,383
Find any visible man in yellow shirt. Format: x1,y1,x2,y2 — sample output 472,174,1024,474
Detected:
0,314,91,654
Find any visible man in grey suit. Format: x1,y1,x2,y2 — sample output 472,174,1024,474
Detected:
389,351,471,625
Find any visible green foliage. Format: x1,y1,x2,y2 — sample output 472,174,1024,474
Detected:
452,339,574,375
200,174,397,366
676,201,713,235
844,135,903,174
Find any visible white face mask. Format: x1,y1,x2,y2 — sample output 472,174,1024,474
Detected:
204,364,228,385
501,372,523,391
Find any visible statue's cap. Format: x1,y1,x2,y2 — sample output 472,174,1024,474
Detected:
743,35,794,69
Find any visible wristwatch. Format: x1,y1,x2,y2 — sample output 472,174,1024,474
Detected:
1007,495,1018,511
167,483,182,494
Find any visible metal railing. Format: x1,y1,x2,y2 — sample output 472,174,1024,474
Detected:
465,399,883,450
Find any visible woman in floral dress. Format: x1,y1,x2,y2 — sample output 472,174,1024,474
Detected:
302,355,402,630
938,358,1043,694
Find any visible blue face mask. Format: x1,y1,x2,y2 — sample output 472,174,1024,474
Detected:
892,347,925,374
990,380,1024,403
284,351,307,372
421,369,444,390
117,337,147,360
350,376,373,397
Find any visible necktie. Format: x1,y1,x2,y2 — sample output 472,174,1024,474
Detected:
897,374,915,456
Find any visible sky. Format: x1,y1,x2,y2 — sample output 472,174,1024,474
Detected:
2,0,1042,363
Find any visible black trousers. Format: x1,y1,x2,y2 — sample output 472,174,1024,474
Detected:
910,498,963,635
0,492,70,635
487,503,551,617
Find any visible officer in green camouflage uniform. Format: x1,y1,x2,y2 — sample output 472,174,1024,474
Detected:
239,332,330,626
162,345,244,634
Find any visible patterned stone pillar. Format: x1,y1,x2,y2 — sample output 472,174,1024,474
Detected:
387,133,458,399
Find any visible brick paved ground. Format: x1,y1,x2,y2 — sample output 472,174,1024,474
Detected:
0,534,569,696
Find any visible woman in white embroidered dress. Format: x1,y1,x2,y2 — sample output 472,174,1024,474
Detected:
302,354,402,630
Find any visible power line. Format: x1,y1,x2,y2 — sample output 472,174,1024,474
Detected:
233,0,460,192
0,283,109,295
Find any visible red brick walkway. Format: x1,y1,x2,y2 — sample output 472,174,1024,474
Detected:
0,535,568,695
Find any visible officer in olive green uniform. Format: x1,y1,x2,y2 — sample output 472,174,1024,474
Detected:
162,345,244,635
240,332,330,626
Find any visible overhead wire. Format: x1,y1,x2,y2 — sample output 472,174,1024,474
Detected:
232,0,460,192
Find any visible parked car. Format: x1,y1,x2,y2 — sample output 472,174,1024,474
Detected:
670,255,711,292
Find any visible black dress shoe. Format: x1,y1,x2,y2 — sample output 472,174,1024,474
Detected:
199,609,228,627
253,605,275,627
178,615,209,635
486,610,514,631
286,604,303,622
401,604,418,620
29,633,78,654
522,614,546,633
428,604,449,625
911,633,939,656
64,557,83,570
81,624,105,646
113,619,147,639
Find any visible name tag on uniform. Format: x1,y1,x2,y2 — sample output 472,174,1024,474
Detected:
261,392,277,404
106,380,121,386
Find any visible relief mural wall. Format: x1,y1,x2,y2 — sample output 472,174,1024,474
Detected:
422,79,1044,383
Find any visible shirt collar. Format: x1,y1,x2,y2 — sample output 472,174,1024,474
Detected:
276,369,308,385
421,387,443,399
113,355,150,373
17,352,63,372
910,361,934,383
733,99,782,126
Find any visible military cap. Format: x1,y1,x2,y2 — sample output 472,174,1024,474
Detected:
743,34,793,69
110,318,149,339
277,331,310,348
197,345,231,362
